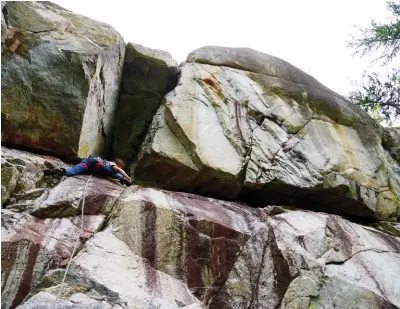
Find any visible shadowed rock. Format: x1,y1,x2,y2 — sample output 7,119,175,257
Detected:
113,43,178,165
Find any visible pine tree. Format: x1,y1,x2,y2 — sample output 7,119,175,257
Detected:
348,1,399,124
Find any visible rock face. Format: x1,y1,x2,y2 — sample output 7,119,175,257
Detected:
1,147,65,207
111,188,400,309
11,186,400,309
4,146,398,309
1,147,124,309
384,127,400,164
2,4,400,309
113,43,178,165
1,210,105,309
1,1,125,161
134,46,399,220
15,292,117,309
1,2,7,42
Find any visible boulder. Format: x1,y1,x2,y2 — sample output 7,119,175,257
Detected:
186,46,332,91
18,187,400,309
113,43,178,165
1,1,125,161
134,46,399,219
112,187,400,309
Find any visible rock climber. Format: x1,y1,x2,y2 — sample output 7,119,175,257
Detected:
43,156,132,186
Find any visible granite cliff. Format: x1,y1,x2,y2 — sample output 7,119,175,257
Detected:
1,2,399,309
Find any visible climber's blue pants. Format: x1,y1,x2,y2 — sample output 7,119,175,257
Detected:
96,164,124,181
64,158,123,180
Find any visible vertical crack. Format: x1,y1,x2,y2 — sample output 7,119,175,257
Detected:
246,239,268,309
269,226,292,309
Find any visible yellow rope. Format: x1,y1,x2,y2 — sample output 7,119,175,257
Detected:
56,174,92,299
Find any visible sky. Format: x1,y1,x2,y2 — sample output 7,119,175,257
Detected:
53,0,397,97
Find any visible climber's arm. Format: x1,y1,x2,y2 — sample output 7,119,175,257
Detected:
112,165,131,182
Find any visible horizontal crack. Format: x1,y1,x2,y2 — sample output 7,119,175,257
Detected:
326,248,398,266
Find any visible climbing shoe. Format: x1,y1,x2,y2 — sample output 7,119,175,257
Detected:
43,168,65,177
120,178,132,186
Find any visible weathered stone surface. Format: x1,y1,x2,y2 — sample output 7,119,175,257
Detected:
384,127,400,164
30,175,123,218
1,147,65,207
1,1,125,160
27,229,203,309
187,46,333,91
110,186,264,302
371,221,400,237
270,211,400,309
1,209,105,309
122,43,177,93
134,47,399,219
1,2,7,42
17,187,400,309
113,43,178,165
1,151,124,309
16,292,115,309
2,6,400,309
1,165,20,205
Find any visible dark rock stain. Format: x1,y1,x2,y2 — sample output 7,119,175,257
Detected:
10,241,41,309
141,201,158,293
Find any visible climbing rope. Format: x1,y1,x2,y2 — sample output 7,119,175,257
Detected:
56,174,92,299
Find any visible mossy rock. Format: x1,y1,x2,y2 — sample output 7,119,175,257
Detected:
1,165,21,204
371,222,400,237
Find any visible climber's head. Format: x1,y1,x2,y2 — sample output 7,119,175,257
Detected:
115,158,125,169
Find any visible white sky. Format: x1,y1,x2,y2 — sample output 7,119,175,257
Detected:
53,0,396,97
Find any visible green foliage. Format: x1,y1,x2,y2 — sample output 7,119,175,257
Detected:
348,1,400,63
349,69,400,125
348,1,400,124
